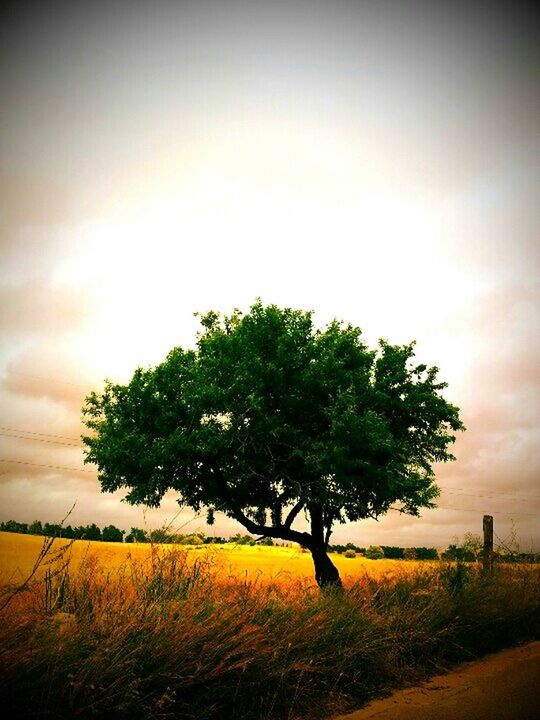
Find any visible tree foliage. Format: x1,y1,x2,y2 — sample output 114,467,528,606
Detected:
102,525,125,543
83,301,464,586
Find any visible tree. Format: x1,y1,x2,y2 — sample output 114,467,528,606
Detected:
444,532,482,562
43,523,61,537
381,546,405,559
461,532,482,559
365,545,384,560
125,527,148,543
83,523,102,542
83,301,464,588
412,546,439,560
28,520,43,535
0,520,27,534
102,524,125,543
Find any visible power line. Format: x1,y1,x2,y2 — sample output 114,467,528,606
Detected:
439,484,540,501
390,505,537,518
0,425,81,442
437,505,536,517
440,488,539,503
0,458,96,473
0,432,82,448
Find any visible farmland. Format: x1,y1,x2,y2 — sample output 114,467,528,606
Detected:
1,531,539,720
0,531,419,587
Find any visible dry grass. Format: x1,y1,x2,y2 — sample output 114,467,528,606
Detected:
0,532,539,720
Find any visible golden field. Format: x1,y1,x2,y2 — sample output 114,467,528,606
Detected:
0,530,417,587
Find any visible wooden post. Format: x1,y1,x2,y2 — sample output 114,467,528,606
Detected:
483,514,493,573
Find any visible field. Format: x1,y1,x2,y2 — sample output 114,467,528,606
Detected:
1,531,539,720
0,531,416,587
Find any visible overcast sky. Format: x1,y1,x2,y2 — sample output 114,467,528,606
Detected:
1,1,539,549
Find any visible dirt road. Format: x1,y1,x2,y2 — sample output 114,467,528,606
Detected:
336,642,540,720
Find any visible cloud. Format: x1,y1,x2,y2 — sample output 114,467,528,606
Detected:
0,474,204,534
0,172,72,231
0,172,77,282
2,345,98,411
0,278,93,337
424,280,540,544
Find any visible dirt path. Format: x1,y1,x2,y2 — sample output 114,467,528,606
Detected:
335,642,540,720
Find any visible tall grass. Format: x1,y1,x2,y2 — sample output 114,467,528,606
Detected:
0,542,538,719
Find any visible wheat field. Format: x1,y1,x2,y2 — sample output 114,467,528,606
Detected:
0,531,418,587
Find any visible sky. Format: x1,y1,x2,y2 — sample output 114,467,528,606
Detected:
1,0,539,549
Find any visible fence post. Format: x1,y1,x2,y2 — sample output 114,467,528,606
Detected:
483,514,493,573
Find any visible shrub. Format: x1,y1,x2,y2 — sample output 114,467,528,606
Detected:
365,545,384,560
381,546,405,559
404,547,417,560
413,547,439,561
344,549,356,558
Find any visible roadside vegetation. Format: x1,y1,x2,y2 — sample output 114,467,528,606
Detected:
1,535,538,719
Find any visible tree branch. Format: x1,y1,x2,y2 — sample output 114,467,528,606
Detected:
283,499,304,528
323,509,334,548
228,505,312,547
324,523,333,548
212,466,312,547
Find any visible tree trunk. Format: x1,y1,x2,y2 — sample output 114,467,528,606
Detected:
310,545,343,589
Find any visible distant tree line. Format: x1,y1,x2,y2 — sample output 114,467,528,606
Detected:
329,535,539,563
0,520,275,546
2,520,537,562
328,542,439,560
0,519,125,543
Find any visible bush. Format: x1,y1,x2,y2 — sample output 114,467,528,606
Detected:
125,527,148,543
404,547,417,560
443,544,475,562
413,547,439,561
344,549,356,558
365,545,384,560
381,546,405,559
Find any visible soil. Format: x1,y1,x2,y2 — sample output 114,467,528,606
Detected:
335,641,540,720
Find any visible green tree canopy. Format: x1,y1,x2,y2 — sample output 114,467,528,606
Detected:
83,301,464,586
102,524,125,543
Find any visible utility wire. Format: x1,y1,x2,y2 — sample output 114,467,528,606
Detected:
0,432,82,448
389,505,536,518
439,484,540,501
0,425,81,442
440,488,539,503
0,458,96,473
